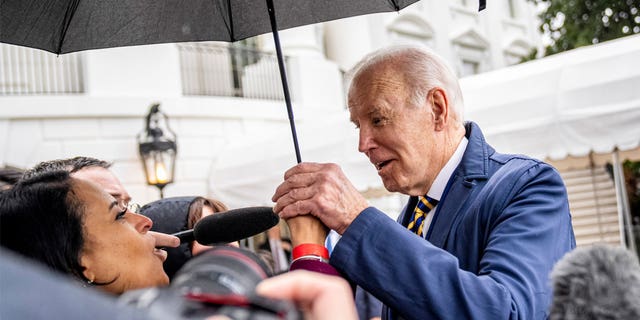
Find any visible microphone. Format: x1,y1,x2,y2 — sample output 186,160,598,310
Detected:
169,206,279,245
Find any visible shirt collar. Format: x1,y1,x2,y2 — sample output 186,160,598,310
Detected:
426,136,468,201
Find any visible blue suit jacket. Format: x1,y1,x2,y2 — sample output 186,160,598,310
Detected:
330,122,576,320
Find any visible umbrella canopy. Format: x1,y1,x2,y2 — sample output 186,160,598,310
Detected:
1,0,431,55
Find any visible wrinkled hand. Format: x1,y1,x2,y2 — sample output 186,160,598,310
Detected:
256,270,358,320
272,162,368,235
149,231,180,248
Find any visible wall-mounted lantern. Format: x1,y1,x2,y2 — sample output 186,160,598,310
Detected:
137,103,177,198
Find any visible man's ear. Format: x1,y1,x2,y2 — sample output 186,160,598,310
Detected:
429,88,449,130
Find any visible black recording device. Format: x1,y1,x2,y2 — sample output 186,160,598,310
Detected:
119,246,302,320
160,206,281,248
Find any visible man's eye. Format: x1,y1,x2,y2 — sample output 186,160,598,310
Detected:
372,117,385,126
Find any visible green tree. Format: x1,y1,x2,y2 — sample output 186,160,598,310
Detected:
526,0,640,57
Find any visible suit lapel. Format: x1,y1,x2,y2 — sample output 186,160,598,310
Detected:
426,122,490,247
426,174,474,247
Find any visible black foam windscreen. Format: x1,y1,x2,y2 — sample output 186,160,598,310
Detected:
193,206,279,245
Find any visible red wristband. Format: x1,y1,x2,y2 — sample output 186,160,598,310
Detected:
292,243,329,260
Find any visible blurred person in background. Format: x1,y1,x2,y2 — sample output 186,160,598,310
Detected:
0,165,24,190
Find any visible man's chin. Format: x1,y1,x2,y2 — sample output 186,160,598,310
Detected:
381,177,413,195
381,179,400,194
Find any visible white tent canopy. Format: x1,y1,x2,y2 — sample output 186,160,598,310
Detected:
461,34,640,160
208,112,380,208
209,34,640,208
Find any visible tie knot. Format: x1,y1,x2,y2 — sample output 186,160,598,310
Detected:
418,195,438,211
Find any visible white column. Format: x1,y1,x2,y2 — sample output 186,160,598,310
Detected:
83,44,182,97
261,25,323,58
260,25,345,113
324,17,373,72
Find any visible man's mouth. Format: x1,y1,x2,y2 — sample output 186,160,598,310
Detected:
375,160,391,171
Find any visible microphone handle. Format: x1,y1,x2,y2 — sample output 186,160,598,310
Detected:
172,229,195,244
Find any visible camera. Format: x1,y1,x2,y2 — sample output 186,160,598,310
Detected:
119,246,303,320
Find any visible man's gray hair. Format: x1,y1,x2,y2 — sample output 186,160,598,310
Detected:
346,45,464,123
549,244,640,320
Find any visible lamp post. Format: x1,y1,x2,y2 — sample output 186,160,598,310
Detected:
137,103,177,198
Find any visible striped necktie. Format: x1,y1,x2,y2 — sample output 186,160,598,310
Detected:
407,196,438,236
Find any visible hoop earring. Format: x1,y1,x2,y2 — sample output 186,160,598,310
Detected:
83,278,94,287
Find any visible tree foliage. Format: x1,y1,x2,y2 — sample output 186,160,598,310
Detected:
527,0,640,57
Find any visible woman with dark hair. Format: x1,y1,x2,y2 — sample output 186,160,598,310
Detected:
0,171,169,294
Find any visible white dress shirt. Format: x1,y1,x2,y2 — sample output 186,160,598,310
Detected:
420,136,468,237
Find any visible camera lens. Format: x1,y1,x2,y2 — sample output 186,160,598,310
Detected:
172,246,273,296
118,246,302,320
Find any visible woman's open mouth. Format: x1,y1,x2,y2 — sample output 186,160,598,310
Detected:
153,248,168,262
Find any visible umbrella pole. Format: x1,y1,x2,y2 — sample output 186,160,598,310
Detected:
266,0,302,164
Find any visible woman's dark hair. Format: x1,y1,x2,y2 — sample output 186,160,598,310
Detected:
0,170,88,282
186,197,229,229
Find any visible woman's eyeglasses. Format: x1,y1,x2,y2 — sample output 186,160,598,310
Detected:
118,200,141,214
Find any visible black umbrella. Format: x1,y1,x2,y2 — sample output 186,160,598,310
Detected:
1,0,486,162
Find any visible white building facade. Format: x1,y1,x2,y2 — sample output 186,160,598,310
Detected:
0,0,542,204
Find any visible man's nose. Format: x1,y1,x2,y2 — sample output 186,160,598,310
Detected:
358,127,375,153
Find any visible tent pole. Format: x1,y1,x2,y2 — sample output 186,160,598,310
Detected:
612,150,637,253
266,0,302,164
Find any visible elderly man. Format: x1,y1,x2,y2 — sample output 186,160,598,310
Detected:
23,156,179,250
272,45,575,319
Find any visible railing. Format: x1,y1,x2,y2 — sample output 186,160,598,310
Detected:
0,44,84,95
1,42,286,99
177,43,287,100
